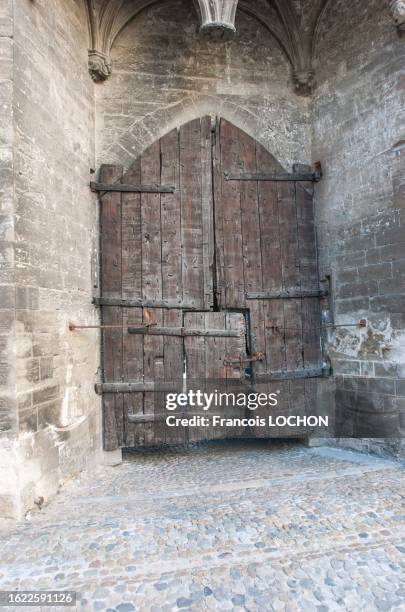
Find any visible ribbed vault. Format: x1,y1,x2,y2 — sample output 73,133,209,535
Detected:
84,0,402,94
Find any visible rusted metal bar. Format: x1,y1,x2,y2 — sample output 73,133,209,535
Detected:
224,170,322,183
91,182,175,194
246,290,328,300
253,366,331,382
70,309,157,331
223,352,265,366
93,297,207,310
267,320,367,333
70,323,127,331
128,326,240,338
95,382,178,394
69,322,157,331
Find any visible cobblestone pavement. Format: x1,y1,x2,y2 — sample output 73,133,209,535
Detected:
0,440,404,611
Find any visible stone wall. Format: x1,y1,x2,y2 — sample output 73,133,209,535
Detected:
0,0,18,518
0,0,101,519
312,0,405,455
96,0,311,170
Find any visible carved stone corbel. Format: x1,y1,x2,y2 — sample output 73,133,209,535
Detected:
293,69,316,96
389,0,405,30
88,50,112,82
193,0,239,40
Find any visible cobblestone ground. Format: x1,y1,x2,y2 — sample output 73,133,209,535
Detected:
0,440,404,611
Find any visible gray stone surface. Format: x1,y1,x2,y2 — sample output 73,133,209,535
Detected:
0,440,404,611
96,0,311,170
312,0,405,456
0,0,102,519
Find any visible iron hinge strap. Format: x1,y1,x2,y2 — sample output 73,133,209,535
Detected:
252,366,332,382
90,182,175,194
224,171,322,183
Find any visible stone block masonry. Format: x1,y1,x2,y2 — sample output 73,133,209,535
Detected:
96,0,311,168
313,0,405,455
0,0,102,519
0,0,18,519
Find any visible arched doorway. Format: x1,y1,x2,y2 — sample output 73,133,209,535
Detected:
94,117,328,449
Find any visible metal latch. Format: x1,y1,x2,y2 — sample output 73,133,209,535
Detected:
224,352,265,367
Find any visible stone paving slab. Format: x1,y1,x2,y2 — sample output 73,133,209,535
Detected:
0,440,404,611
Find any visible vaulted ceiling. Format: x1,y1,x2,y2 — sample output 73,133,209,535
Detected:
84,0,404,95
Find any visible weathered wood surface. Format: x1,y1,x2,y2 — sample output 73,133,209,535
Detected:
184,311,247,442
99,164,124,451
98,117,323,449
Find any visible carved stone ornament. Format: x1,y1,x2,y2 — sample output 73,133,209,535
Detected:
389,0,405,29
293,70,316,96
88,50,112,82
194,0,238,40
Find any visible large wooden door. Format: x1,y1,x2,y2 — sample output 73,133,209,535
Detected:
95,117,325,450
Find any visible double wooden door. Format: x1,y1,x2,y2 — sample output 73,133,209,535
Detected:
96,117,324,450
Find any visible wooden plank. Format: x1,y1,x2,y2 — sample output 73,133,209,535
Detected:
162,309,185,445
219,119,245,307
121,159,142,299
91,182,175,193
205,312,227,440
100,164,123,298
263,299,285,373
224,312,246,438
284,298,304,371
99,164,124,451
224,312,246,381
101,305,124,449
278,171,303,374
239,128,262,299
213,118,224,308
248,300,267,382
224,172,320,182
294,180,322,369
256,143,283,294
141,140,164,447
255,143,284,379
122,307,144,447
161,129,182,303
301,297,322,368
295,181,318,292
128,326,240,337
119,158,144,446
180,119,204,308
201,116,215,309
161,129,186,444
184,311,206,443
